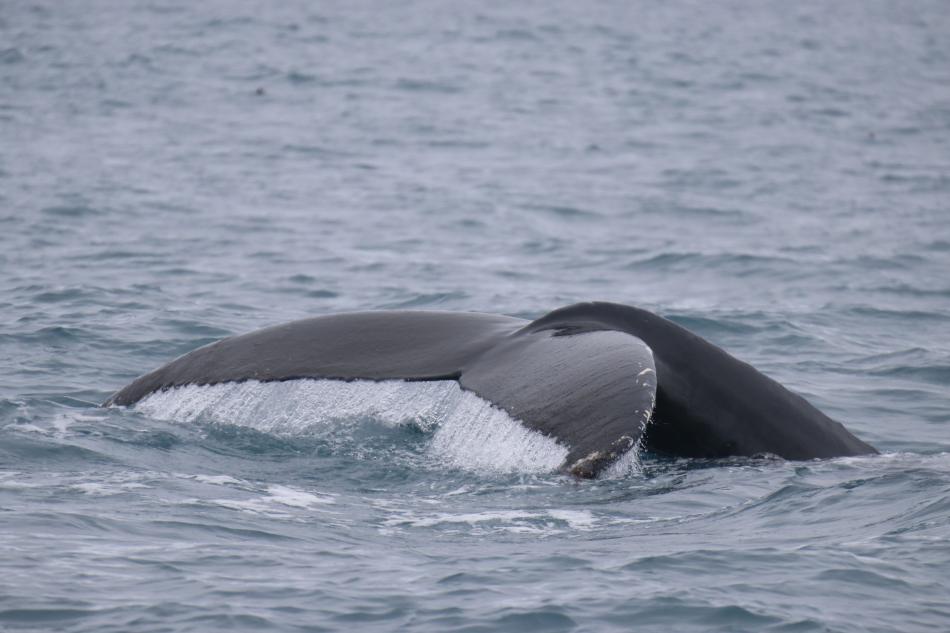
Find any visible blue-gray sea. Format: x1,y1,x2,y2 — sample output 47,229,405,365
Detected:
2,1,950,631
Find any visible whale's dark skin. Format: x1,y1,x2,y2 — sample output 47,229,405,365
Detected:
105,302,876,476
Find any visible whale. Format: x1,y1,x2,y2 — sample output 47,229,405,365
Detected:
104,302,877,477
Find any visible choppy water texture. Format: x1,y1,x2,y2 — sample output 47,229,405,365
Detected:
3,1,950,631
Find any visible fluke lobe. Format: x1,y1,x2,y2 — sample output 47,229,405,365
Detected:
105,302,877,477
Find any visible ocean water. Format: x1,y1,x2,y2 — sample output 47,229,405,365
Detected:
2,1,950,631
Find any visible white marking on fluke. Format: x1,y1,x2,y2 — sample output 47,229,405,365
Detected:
135,379,569,474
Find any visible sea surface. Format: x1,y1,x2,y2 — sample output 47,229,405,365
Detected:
2,1,950,631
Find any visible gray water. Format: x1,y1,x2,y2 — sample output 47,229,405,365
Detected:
2,1,950,631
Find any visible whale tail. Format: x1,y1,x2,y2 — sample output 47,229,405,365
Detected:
105,303,875,477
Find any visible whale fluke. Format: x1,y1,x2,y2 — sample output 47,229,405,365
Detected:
105,302,876,476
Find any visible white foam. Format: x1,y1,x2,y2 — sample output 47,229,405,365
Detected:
6,423,47,435
71,481,149,496
381,508,598,533
546,509,597,529
191,474,244,486
182,482,337,518
135,379,570,475
265,484,335,507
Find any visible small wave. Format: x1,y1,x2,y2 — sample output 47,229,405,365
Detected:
188,483,337,518
381,508,598,535
623,251,796,276
521,203,601,220
40,205,102,218
0,48,25,64
135,379,570,475
393,78,461,94
843,305,949,322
